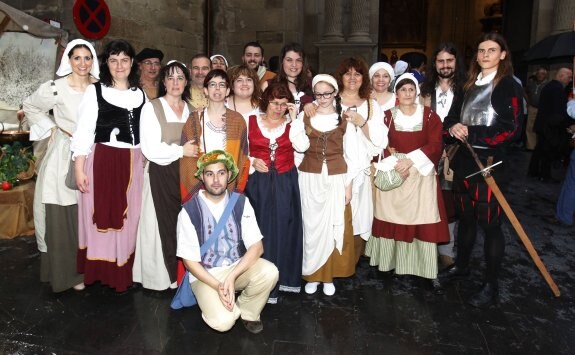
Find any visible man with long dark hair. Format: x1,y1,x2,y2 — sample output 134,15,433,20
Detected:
420,42,467,270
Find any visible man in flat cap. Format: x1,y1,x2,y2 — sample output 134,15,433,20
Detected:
136,48,164,99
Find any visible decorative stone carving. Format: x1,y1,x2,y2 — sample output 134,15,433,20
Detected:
551,0,575,33
322,0,344,42
348,0,372,43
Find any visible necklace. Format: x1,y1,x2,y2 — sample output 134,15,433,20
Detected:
208,108,227,122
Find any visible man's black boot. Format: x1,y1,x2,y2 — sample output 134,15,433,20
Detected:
468,282,498,308
439,264,470,283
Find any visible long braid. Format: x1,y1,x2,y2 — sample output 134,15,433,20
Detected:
335,95,343,126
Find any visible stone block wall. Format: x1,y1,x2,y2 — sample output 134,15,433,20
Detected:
210,0,305,67
3,0,205,64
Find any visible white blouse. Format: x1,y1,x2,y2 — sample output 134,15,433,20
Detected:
341,98,388,170
71,84,145,158
140,97,190,165
247,112,301,174
394,104,435,176
293,112,359,186
24,77,85,140
199,108,227,153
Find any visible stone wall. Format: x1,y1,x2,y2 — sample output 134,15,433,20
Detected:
3,0,205,64
4,0,551,77
210,0,304,67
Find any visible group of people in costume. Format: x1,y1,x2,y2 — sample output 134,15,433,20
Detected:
23,31,524,333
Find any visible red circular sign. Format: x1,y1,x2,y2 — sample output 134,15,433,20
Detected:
73,0,111,40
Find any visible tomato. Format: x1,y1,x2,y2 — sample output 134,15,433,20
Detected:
1,181,12,191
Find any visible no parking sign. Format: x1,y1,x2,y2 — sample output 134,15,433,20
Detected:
73,0,111,40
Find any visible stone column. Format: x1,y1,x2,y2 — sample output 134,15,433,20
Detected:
551,0,575,33
348,0,372,42
322,0,344,42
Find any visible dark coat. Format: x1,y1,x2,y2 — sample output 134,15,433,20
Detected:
533,79,570,133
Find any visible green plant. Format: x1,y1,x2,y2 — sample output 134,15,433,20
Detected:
0,142,35,184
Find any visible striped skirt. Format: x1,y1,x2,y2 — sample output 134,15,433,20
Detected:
365,236,438,279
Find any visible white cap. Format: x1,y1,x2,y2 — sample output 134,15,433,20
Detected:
394,60,408,77
56,39,99,79
210,54,229,68
312,74,338,94
394,73,420,96
369,62,395,82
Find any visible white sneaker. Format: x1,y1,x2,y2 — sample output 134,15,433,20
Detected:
73,282,85,291
304,282,319,294
323,282,335,296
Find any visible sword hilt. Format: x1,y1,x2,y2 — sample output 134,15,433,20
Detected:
462,138,489,175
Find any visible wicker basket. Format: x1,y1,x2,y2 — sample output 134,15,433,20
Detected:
16,159,35,180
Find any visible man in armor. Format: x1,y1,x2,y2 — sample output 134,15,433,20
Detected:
441,33,523,308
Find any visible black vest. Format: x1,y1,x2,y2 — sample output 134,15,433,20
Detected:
94,83,144,145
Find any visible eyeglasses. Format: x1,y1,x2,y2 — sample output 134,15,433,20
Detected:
268,101,288,109
314,91,335,99
207,82,227,89
142,61,161,67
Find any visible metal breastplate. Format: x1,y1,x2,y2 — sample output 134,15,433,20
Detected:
460,83,497,127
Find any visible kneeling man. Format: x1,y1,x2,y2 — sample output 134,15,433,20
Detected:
176,150,279,333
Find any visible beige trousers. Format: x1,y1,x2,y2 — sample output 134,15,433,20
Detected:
191,258,279,332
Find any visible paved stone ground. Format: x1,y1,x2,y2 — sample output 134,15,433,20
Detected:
0,148,573,354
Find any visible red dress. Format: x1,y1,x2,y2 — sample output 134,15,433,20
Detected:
372,106,449,244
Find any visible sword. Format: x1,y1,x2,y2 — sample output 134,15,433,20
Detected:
465,160,502,179
463,139,561,297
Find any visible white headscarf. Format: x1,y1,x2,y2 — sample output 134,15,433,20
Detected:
394,73,421,96
369,62,395,82
312,74,339,94
394,60,408,77
210,54,229,68
56,39,99,79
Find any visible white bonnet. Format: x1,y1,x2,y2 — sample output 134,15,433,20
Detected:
56,39,99,79
394,60,408,77
210,54,229,68
369,62,395,82
393,73,420,96
312,74,338,94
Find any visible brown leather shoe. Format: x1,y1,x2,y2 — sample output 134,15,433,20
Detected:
439,255,455,269
242,319,263,334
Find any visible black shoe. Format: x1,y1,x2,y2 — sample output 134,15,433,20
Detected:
439,264,470,283
242,319,264,334
543,215,571,227
430,278,444,295
538,177,560,184
467,283,498,309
